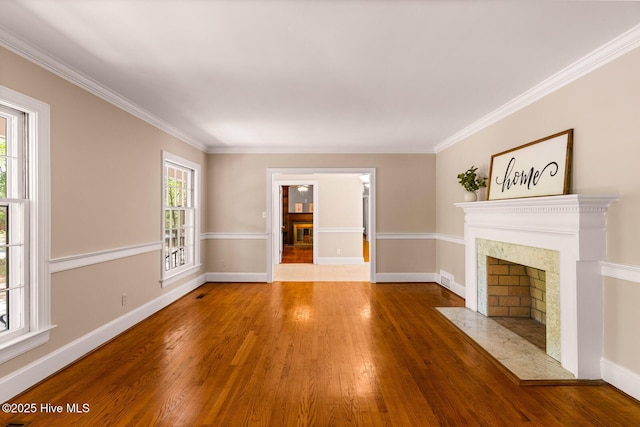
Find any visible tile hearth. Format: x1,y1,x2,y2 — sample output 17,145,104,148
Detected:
436,307,576,383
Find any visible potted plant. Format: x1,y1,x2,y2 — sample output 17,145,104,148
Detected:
457,166,487,201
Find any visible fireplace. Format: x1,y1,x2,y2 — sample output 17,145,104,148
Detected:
477,239,560,361
456,195,617,379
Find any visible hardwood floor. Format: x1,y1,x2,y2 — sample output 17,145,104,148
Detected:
3,282,640,426
282,244,313,263
282,238,370,264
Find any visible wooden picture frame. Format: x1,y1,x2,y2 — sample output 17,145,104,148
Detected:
487,129,573,200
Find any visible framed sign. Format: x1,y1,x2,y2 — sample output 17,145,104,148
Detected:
487,129,573,200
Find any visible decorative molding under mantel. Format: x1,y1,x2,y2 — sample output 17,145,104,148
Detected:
455,195,618,237
455,194,619,214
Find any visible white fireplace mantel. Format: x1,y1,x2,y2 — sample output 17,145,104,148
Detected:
455,194,618,379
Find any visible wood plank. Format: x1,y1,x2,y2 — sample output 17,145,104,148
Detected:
2,282,640,426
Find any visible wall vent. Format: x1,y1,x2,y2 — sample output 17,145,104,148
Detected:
439,270,454,289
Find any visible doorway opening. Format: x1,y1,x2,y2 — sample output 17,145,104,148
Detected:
282,184,314,264
267,168,375,283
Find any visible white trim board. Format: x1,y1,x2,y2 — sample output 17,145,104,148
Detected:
601,262,640,284
436,233,465,245
601,358,640,402
0,274,206,403
0,27,207,153
434,24,640,153
50,242,162,273
3,22,640,156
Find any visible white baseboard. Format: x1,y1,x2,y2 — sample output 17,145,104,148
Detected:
437,270,466,298
375,273,438,283
206,272,268,282
448,280,466,298
316,257,364,265
0,274,206,403
601,357,640,401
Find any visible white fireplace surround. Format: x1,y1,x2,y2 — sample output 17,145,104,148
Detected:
455,194,617,379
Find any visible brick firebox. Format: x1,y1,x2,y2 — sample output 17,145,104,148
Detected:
486,256,546,324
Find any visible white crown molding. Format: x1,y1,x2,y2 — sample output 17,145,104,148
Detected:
435,23,640,153
50,242,162,273
206,145,435,155
0,26,208,153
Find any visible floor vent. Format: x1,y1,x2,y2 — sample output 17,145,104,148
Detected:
439,270,454,289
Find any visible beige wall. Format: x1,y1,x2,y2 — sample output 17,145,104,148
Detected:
435,46,640,375
0,46,207,377
205,153,436,274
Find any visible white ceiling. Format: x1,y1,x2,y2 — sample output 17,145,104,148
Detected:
1,1,640,153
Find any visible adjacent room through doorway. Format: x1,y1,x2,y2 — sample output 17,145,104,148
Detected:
269,169,375,282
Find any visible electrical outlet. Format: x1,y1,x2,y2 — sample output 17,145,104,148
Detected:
121,293,127,306
337,248,341,255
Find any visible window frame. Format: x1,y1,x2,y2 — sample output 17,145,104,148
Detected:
161,151,200,287
0,85,53,364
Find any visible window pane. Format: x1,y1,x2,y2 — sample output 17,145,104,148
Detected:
163,156,198,278
0,206,6,245
172,210,178,229
7,287,24,329
0,157,6,199
164,237,170,271
0,248,6,291
0,116,6,155
8,245,22,287
0,290,7,332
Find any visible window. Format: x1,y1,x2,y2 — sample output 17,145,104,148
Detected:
0,86,51,363
162,151,200,286
0,105,27,340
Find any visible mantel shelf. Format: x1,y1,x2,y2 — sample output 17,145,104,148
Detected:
455,194,618,213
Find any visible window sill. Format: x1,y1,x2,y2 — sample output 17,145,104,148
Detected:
160,264,202,288
0,325,56,364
